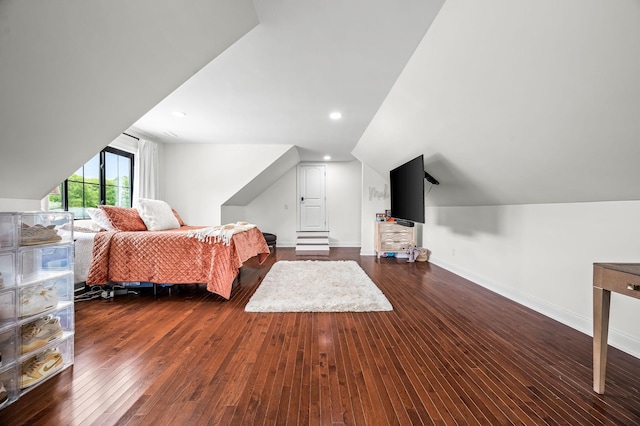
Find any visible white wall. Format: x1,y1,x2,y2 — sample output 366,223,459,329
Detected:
424,201,640,358
360,164,391,255
242,161,362,247
221,206,248,224
0,199,41,212
326,161,362,247
353,0,640,207
242,166,298,245
162,143,295,226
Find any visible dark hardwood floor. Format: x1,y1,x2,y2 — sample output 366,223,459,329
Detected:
2,247,639,425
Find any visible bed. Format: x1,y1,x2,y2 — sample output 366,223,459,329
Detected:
74,230,97,285
86,225,269,299
72,202,270,299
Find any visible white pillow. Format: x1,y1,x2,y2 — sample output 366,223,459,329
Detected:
87,208,114,231
136,198,180,231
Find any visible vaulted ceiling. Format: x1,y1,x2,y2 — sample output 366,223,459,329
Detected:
2,0,639,207
0,0,258,200
128,0,444,162
354,0,640,206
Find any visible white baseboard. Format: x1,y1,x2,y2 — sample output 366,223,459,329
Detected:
430,257,640,359
276,242,362,248
277,242,296,247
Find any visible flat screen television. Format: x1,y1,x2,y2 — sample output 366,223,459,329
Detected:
390,155,426,226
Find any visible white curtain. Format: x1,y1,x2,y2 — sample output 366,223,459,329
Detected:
133,139,158,201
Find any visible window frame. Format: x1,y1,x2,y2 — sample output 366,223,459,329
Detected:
59,146,134,214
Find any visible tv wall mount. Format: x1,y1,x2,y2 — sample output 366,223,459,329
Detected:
425,171,439,185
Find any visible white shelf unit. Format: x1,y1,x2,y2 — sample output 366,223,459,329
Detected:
0,212,74,410
374,221,416,259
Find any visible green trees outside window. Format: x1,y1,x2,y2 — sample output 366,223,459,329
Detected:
49,147,134,219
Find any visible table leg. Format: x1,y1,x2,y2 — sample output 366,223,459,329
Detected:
593,287,611,394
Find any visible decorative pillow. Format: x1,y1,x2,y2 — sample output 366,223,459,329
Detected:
172,208,186,226
100,206,147,231
87,208,114,231
136,198,180,231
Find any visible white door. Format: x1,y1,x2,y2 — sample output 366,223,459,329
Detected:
297,164,327,231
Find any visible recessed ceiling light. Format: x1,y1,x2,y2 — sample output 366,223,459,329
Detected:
323,155,331,160
329,111,342,120
164,131,178,137
172,111,187,118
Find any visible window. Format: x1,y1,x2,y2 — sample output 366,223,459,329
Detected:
49,147,134,219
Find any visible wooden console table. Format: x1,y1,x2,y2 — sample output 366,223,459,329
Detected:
592,263,640,394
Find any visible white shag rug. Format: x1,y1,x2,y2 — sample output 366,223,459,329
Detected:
245,260,393,312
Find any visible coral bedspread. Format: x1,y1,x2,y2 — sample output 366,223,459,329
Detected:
86,226,270,299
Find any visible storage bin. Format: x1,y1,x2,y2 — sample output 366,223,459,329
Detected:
0,253,16,290
0,211,74,408
17,273,73,318
0,291,15,323
0,214,17,251
18,212,73,247
18,335,73,391
18,245,73,285
0,367,18,409
19,304,74,355
0,328,17,368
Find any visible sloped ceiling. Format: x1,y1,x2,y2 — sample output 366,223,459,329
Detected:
223,146,300,206
353,0,640,206
0,0,257,200
128,0,445,162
